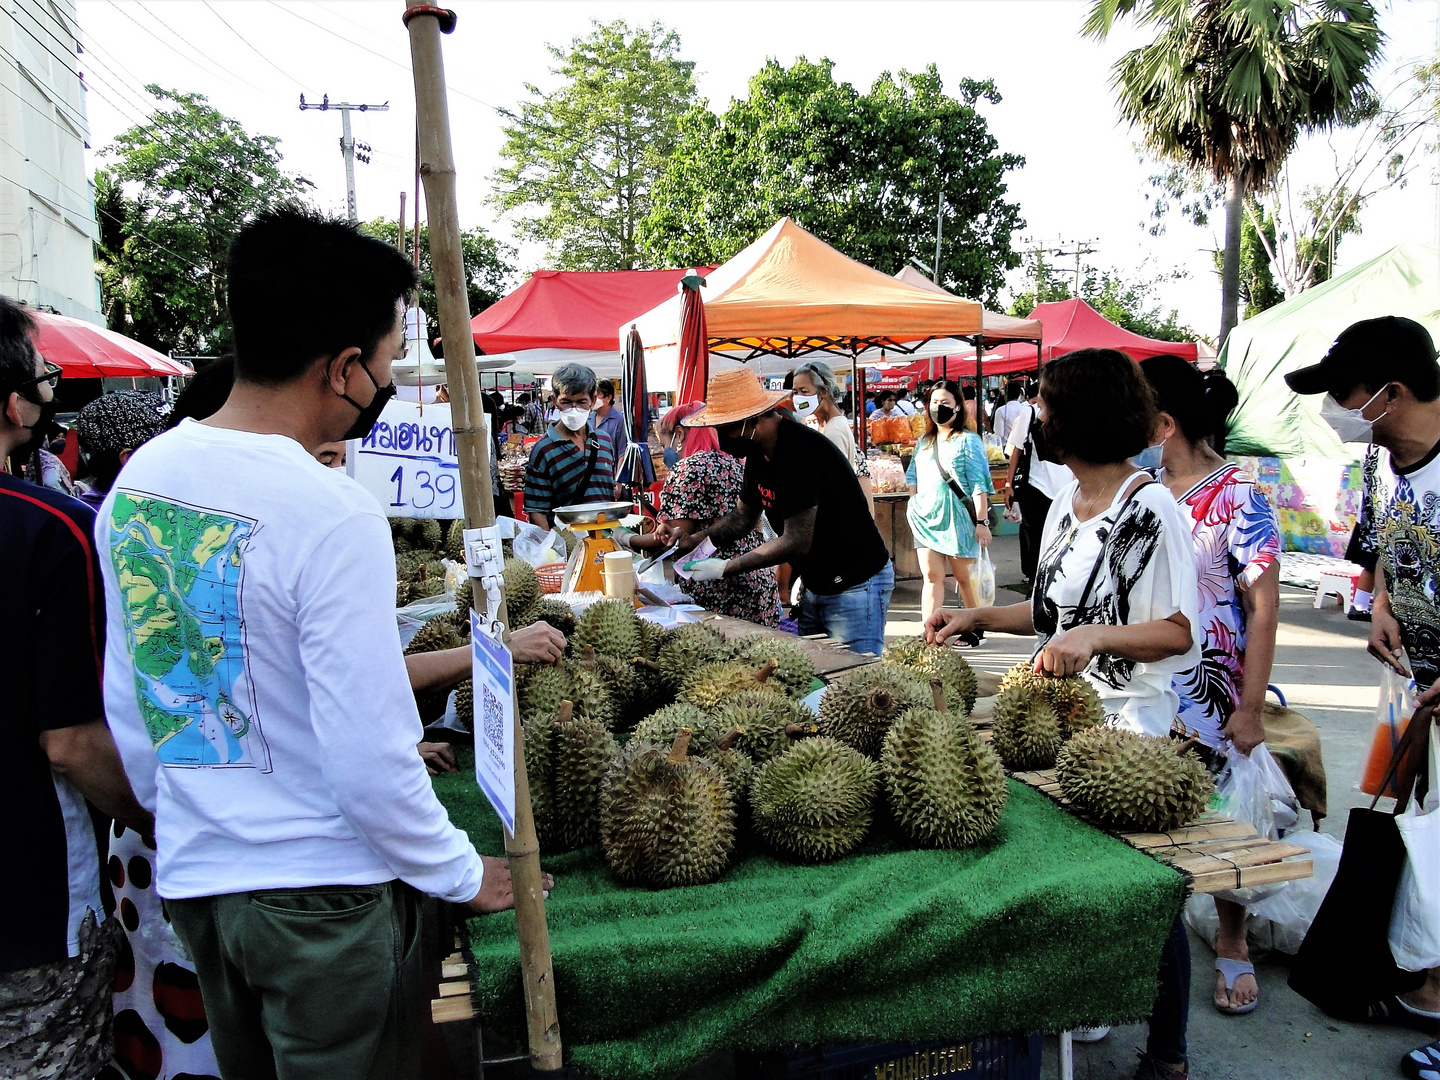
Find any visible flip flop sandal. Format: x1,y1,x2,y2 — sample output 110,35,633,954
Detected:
1367,995,1440,1034
1402,1038,1440,1080
1214,958,1259,1015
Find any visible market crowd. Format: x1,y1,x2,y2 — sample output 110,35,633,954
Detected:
2,203,1436,1080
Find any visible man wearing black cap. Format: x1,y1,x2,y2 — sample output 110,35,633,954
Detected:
1286,315,1440,1076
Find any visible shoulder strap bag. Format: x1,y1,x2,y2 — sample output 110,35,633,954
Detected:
931,434,982,526
1073,474,1154,615
557,436,601,509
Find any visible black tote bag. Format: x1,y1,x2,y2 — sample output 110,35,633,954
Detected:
1288,707,1433,1019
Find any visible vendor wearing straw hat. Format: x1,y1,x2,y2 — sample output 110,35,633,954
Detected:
671,368,894,655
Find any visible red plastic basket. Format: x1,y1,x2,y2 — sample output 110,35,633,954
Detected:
536,562,566,594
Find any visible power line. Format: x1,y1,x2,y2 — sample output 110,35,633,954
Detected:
102,0,263,99
132,0,271,96
199,1,306,92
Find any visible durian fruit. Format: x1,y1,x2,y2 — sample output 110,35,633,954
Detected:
749,737,879,862
1055,728,1215,833
636,618,669,663
655,622,728,693
633,703,718,747
410,559,448,599
817,666,931,759
1043,676,1106,738
992,692,1064,771
420,518,443,548
707,728,754,810
722,635,817,699
526,702,618,852
452,679,474,731
584,651,643,729
561,528,578,557
445,519,466,562
519,661,618,730
710,688,818,763
571,598,640,660
882,701,1007,849
535,598,576,638
600,729,736,887
404,614,465,655
882,638,978,715
629,657,675,718
679,659,778,712
505,558,542,627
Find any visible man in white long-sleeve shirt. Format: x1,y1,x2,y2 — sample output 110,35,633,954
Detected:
96,208,542,1080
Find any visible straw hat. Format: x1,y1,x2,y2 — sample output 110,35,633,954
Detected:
681,369,790,427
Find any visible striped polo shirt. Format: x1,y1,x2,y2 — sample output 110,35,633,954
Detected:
524,425,617,514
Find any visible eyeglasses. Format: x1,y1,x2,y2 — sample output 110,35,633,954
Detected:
8,360,61,401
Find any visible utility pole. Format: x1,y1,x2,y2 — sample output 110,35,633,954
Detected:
298,94,389,222
404,3,562,1075
1022,237,1097,297
932,192,944,285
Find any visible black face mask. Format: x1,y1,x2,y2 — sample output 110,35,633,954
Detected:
9,390,57,465
340,358,396,441
717,432,753,459
929,402,956,426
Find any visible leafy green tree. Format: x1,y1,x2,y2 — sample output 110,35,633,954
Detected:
358,218,516,351
639,59,1025,306
1084,1,1383,344
493,19,697,271
1008,252,1201,344
95,87,309,355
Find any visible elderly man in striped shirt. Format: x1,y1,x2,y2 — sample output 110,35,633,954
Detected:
524,362,619,530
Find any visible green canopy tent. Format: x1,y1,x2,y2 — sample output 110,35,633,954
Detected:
1223,243,1440,458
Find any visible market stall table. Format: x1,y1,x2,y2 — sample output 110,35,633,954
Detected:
873,492,921,581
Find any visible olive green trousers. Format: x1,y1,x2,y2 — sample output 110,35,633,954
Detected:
167,880,422,1080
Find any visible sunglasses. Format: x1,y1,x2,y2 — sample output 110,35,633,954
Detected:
8,360,61,402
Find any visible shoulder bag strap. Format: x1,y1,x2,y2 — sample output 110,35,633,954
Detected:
1074,475,1154,615
932,435,980,525
559,436,601,508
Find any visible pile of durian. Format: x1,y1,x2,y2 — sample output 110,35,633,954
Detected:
991,662,1214,833
433,600,1010,888
391,517,465,605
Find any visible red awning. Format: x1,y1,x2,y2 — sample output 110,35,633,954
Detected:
989,299,1198,368
31,311,192,378
471,268,705,354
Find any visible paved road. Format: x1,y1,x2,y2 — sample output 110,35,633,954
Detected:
882,534,1426,1080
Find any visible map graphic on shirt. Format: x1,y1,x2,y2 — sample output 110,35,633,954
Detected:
107,491,271,770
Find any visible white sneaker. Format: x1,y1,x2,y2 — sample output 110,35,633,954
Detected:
1070,1026,1110,1043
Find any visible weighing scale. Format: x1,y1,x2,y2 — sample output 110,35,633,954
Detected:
552,501,635,594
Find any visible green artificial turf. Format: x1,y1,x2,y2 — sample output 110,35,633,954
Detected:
433,751,1184,1080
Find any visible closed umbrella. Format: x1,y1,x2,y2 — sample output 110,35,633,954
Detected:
29,310,192,378
676,270,708,405
619,324,654,503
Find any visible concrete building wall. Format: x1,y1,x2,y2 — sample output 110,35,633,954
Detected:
0,0,101,324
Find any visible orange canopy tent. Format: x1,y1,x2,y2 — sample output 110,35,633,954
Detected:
627,218,985,391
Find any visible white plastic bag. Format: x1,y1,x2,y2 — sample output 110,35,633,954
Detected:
512,520,566,568
1183,829,1342,956
1390,722,1440,971
1209,741,1300,903
971,547,996,608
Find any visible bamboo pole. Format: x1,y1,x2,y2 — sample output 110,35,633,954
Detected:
403,4,563,1073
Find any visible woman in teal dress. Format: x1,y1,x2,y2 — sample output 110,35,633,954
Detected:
905,379,993,622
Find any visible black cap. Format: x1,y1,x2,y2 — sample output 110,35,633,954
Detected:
1285,316,1438,397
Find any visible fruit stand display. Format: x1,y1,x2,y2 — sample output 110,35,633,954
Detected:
415,597,1317,1079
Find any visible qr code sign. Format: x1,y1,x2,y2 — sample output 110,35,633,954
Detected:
481,684,505,750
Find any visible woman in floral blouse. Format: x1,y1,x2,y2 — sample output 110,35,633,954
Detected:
626,401,781,626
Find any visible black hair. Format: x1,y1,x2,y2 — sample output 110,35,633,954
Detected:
1005,380,1023,402
921,379,962,443
226,207,419,385
962,385,976,401
83,449,124,490
1140,354,1239,455
1039,348,1157,465
168,356,235,426
597,379,615,399
0,296,38,396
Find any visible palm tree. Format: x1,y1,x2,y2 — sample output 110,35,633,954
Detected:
1084,0,1382,345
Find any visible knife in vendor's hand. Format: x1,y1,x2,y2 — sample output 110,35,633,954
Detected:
634,541,680,575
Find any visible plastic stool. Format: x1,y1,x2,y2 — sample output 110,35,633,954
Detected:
1313,571,1357,614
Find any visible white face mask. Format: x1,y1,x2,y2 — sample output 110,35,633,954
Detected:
558,407,589,432
1320,385,1388,444
792,393,820,419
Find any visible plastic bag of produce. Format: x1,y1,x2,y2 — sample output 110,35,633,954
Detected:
971,547,996,607
512,520,567,568
1361,666,1418,797
1209,740,1300,903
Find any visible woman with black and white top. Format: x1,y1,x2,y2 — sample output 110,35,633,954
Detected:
926,348,1201,1080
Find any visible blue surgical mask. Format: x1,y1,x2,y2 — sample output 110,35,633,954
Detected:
1130,442,1165,470
662,446,679,467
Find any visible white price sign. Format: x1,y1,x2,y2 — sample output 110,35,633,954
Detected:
348,399,485,519
470,609,516,835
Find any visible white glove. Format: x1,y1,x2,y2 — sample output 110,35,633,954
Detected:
683,558,728,582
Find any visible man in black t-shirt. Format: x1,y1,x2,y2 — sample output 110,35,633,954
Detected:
0,298,153,1078
673,369,893,654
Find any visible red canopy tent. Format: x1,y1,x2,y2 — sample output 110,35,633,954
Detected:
989,298,1199,369
32,311,192,378
469,268,700,370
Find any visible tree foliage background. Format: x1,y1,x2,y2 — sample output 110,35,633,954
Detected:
639,59,1025,305
95,87,309,356
1008,251,1200,344
493,19,697,271
358,218,516,351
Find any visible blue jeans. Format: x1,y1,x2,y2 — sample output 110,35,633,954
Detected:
798,561,894,656
1147,914,1190,1066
